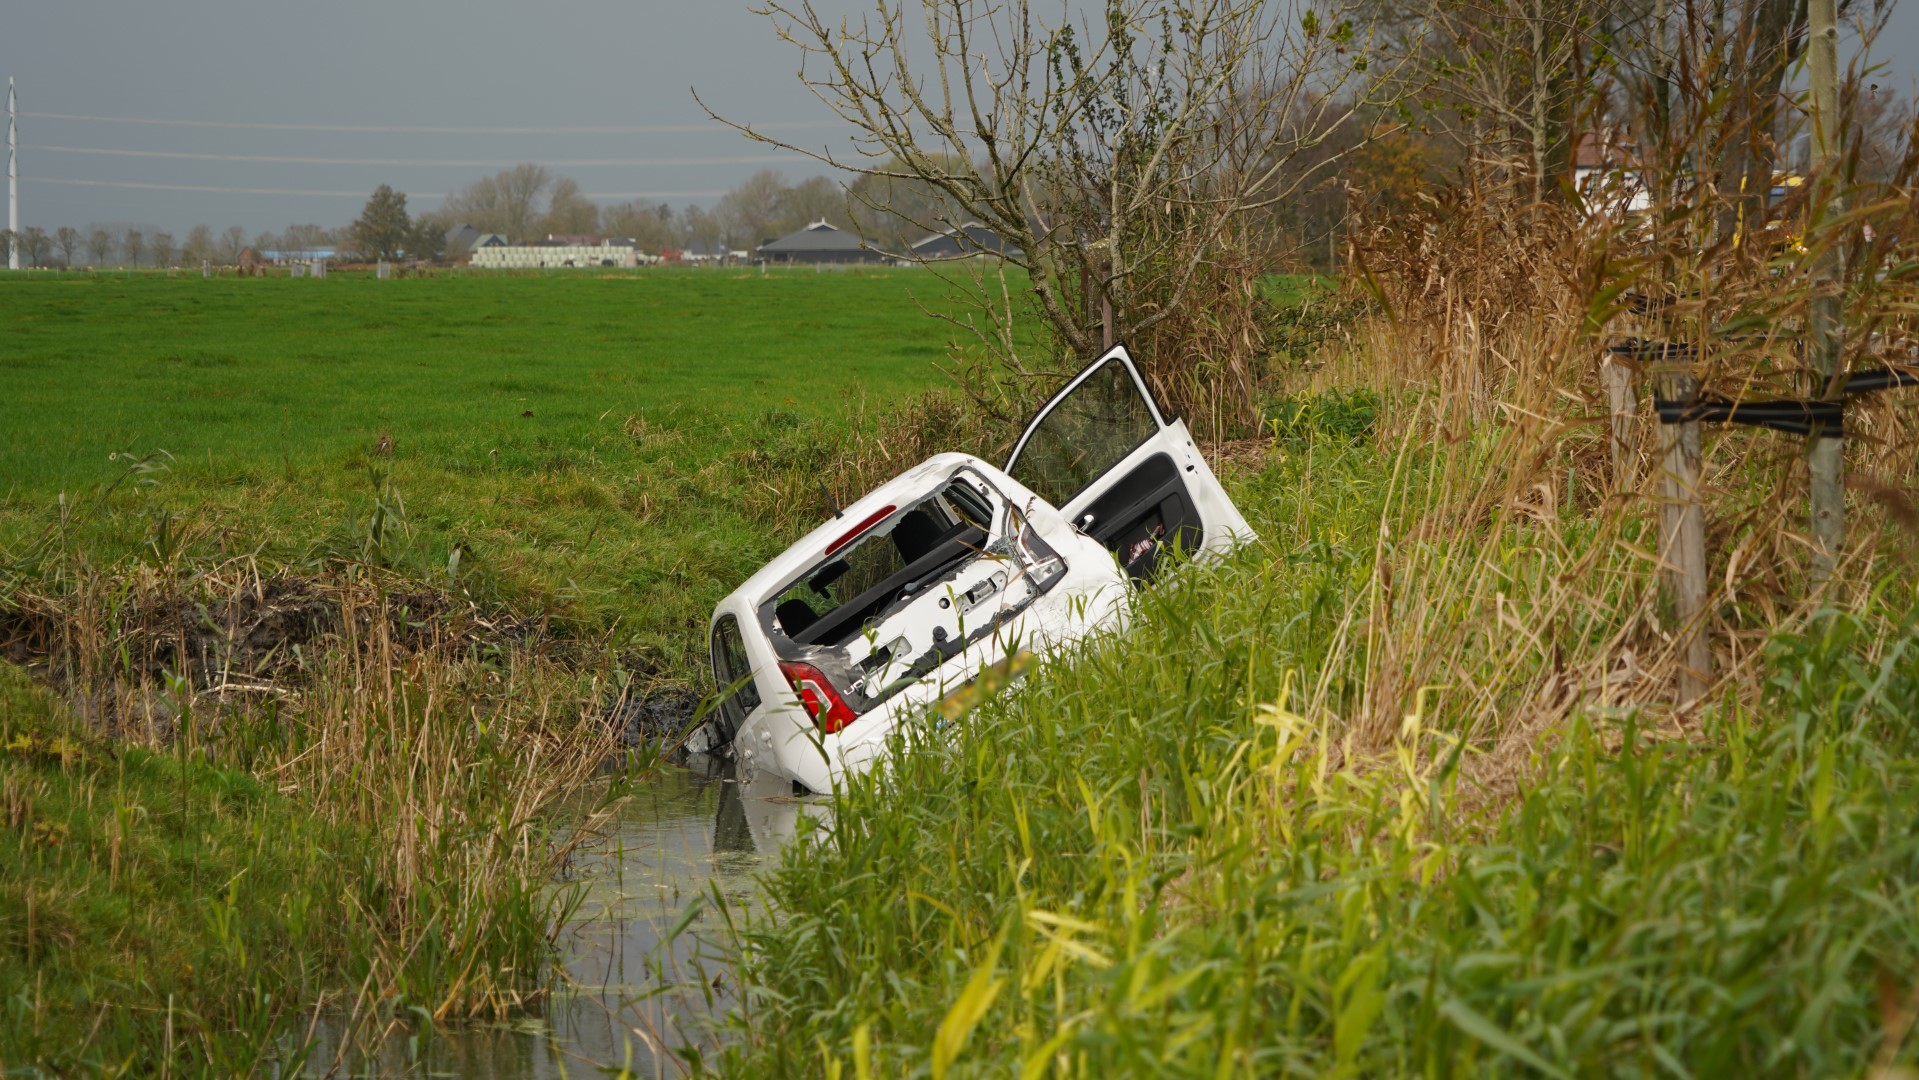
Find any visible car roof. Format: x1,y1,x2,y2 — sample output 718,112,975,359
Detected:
713,452,994,625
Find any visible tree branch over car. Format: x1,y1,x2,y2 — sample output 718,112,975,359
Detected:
707,0,1404,433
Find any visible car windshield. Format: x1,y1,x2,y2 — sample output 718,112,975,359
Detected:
769,480,995,646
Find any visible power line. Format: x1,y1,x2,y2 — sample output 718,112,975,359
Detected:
28,145,802,168
18,110,836,136
26,177,728,199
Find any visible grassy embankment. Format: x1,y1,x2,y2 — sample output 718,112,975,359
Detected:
0,267,1000,1073
724,410,1919,1075
716,240,1919,1070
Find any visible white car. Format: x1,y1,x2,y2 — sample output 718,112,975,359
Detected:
701,346,1254,793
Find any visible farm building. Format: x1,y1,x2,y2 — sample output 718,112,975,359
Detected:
906,222,1022,261
757,221,892,265
468,238,641,269
1572,131,1650,217
445,224,482,253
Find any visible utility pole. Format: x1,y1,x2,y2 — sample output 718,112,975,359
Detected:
1807,0,1844,584
8,78,18,271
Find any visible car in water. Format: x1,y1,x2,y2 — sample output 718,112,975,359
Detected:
700,346,1255,793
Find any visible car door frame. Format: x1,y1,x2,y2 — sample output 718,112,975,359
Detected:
1005,345,1252,577
708,611,766,745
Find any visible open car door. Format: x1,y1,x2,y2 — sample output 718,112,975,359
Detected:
1006,346,1253,581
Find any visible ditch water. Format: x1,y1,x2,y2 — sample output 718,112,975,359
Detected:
309,756,820,1078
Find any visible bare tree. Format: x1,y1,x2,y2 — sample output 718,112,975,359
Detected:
541,176,601,236
716,169,797,249
681,204,726,255
151,231,176,268
1603,0,1889,245
1847,84,1911,183
603,200,679,252
780,175,854,235
54,226,80,267
280,223,332,255
122,229,145,268
848,156,969,252
87,228,115,265
443,163,554,242
714,0,1398,430
219,226,248,263
1381,0,1602,201
180,224,214,265
20,227,49,268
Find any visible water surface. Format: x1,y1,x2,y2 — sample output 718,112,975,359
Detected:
311,756,815,1078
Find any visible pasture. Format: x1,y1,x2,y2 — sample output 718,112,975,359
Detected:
0,269,960,493
0,268,989,662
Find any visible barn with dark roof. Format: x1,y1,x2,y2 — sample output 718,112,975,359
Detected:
756,221,892,265
907,222,1022,260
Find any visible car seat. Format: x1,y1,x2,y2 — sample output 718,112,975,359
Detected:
776,598,820,637
891,509,944,563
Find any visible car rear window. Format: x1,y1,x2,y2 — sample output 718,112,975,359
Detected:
769,480,994,645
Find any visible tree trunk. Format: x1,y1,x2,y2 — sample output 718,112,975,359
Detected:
1718,0,1806,247
1530,6,1550,203
1807,0,1845,583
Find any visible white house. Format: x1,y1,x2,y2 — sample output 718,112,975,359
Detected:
1573,131,1651,217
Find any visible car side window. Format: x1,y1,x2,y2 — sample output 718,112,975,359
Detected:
1009,359,1159,508
711,615,760,724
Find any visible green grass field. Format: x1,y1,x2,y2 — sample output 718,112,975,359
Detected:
0,269,998,664
1,269,961,495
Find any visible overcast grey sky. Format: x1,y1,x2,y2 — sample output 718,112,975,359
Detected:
2,0,880,235
4,0,1916,237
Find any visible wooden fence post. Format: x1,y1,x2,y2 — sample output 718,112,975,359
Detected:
1657,370,1711,704
1603,355,1638,490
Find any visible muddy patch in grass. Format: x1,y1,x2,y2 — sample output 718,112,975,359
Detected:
602,683,707,749
0,567,553,725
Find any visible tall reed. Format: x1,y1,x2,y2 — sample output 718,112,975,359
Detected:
0,558,628,1072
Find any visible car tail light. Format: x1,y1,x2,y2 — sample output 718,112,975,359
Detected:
779,661,858,733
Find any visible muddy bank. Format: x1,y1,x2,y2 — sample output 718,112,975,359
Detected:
1,565,713,750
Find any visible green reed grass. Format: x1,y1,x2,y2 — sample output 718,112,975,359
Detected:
720,406,1919,1077
0,664,351,1074
0,603,641,1074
